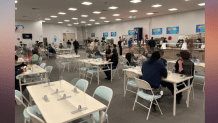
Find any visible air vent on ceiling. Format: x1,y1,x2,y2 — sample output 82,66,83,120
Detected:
32,8,39,10
101,9,108,12
23,16,28,17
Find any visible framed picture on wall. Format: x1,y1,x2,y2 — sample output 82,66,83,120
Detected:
166,26,179,34
91,33,95,37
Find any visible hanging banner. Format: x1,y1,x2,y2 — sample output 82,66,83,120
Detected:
91,33,95,37
128,30,134,36
196,24,205,33
166,26,179,34
53,35,57,42
152,28,162,35
103,32,108,37
111,32,116,37
15,25,24,33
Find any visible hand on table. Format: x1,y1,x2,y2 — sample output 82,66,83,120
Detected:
108,59,111,62
20,67,26,72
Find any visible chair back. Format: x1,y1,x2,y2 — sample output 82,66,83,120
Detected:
38,57,42,63
126,71,138,79
93,86,113,102
134,77,152,90
40,63,46,69
75,79,89,92
70,78,81,85
27,107,45,123
15,90,29,107
45,66,53,77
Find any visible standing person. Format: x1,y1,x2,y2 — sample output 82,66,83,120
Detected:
148,37,156,52
145,37,149,45
165,51,194,104
67,40,71,48
118,39,123,55
73,39,79,55
141,38,144,46
112,44,118,54
15,55,27,91
103,51,118,80
59,43,64,49
128,38,133,51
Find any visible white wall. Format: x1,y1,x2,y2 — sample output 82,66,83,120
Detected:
83,9,205,43
15,21,43,47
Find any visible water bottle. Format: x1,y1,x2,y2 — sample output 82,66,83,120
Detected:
193,55,196,63
172,66,175,76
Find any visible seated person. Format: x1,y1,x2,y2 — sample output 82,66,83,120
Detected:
59,43,64,49
32,44,39,55
15,55,27,91
46,44,56,56
142,46,152,59
112,44,118,54
125,49,137,66
103,51,118,80
141,51,167,111
159,50,167,67
165,51,194,104
93,46,102,58
86,47,93,58
105,45,112,58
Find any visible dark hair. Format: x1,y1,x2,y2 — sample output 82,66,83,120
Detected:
151,37,154,40
151,51,161,60
15,55,18,61
180,51,190,59
106,51,111,55
160,50,164,55
49,44,51,46
113,44,116,47
108,45,111,48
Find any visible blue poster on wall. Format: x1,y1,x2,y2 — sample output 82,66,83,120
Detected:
111,32,116,37
103,32,108,37
152,28,162,35
196,24,205,33
166,26,179,34
128,30,134,36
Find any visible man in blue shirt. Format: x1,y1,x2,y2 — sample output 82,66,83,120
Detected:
128,38,133,50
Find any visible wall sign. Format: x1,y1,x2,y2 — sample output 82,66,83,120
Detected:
128,30,134,36
91,33,95,37
196,24,205,33
111,32,116,37
103,32,108,37
152,28,162,35
15,25,24,33
166,26,179,34
53,35,57,42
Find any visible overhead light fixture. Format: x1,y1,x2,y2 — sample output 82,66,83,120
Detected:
41,21,45,22
68,24,72,26
130,0,142,3
115,19,121,21
87,24,92,26
81,21,86,23
58,22,63,23
68,8,77,11
50,16,57,18
15,0,18,3
74,23,79,25
146,13,154,15
113,14,120,16
129,10,138,13
93,11,101,14
45,18,51,20
64,20,70,22
104,21,110,23
129,15,136,18
95,23,100,24
198,3,205,6
81,15,88,17
168,8,178,11
184,0,190,1
108,6,118,9
100,17,106,19
152,4,162,8
82,2,92,5
89,19,95,21
72,18,78,20
58,12,66,15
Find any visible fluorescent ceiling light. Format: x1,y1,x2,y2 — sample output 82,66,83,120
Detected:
87,24,92,26
95,23,100,24
58,22,63,23
152,4,162,8
184,0,190,1
74,23,79,25
81,15,88,17
108,6,118,9
68,8,77,11
50,16,57,18
113,14,120,16
15,1,18,3
115,19,121,21
130,0,142,3
68,24,72,26
104,21,110,23
41,21,45,22
146,13,154,15
58,12,66,15
82,2,92,5
45,18,50,20
129,10,138,13
93,11,101,14
72,18,78,20
168,8,178,11
129,16,136,18
89,19,95,21
198,3,205,6
100,17,106,19
64,20,70,22
81,21,86,23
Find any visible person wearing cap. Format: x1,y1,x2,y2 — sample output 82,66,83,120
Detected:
103,51,118,80
141,51,167,111
165,51,194,104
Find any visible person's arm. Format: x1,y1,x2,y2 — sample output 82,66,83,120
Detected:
15,68,23,77
175,60,179,73
161,64,168,78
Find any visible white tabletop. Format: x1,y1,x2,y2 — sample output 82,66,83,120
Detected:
56,48,71,51
16,58,29,64
79,59,113,66
27,80,107,123
57,54,80,59
168,60,205,68
17,64,47,76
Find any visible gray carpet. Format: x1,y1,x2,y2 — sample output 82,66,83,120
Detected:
15,49,205,123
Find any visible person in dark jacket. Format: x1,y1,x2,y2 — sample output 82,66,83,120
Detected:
165,51,194,104
103,51,118,80
125,49,137,66
118,39,123,55
73,40,80,55
148,37,156,52
59,43,64,49
15,55,26,91
159,50,167,67
112,44,118,54
67,40,71,48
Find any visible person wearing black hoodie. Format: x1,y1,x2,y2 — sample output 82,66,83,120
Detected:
73,40,79,55
148,37,156,52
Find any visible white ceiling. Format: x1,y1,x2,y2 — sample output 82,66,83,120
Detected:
15,0,205,27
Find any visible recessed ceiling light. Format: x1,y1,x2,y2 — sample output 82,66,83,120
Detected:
50,16,57,18
89,19,95,21
95,23,100,24
87,24,92,26
115,19,122,21
82,2,92,5
168,8,178,11
64,20,70,22
108,6,118,9
93,11,101,14
68,8,77,11
81,15,88,17
146,13,154,15
152,4,162,8
45,18,51,20
58,22,63,23
74,23,79,25
72,18,78,20
15,0,18,3
198,3,205,6
100,17,106,19
81,21,86,23
129,10,138,13
113,14,120,16
42,21,45,22
58,12,66,15
104,21,110,23
68,24,72,26
184,0,190,1
130,0,142,3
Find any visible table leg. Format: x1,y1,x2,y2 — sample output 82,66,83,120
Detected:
97,66,99,85
19,77,22,93
124,71,126,97
173,83,177,116
29,94,32,105
111,64,112,82
99,110,103,123
45,72,48,84
187,79,190,107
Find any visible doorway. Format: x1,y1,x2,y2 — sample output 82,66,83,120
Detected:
63,33,76,47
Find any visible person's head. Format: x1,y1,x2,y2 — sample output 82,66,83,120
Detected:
180,51,190,60
151,51,161,60
113,44,116,48
15,55,18,63
130,38,132,40
106,51,112,57
144,46,150,51
130,48,134,54
36,41,39,44
48,44,51,47
108,45,111,49
160,50,164,58
151,37,154,40
35,44,38,47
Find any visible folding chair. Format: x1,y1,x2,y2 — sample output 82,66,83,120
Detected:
124,71,139,97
